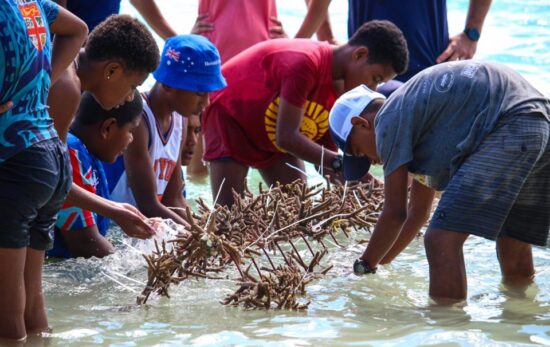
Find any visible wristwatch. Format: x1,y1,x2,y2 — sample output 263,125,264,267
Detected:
331,154,343,172
463,27,480,41
353,259,377,275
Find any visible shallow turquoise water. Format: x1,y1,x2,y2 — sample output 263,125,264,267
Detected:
39,1,550,346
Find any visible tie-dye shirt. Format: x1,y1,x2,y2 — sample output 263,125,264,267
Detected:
0,0,59,163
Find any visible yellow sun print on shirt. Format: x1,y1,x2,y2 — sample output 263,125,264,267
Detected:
264,97,329,152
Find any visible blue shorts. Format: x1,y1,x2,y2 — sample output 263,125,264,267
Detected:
0,138,72,250
430,113,550,246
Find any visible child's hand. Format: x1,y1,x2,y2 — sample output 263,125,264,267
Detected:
360,172,384,189
323,167,344,184
0,101,13,114
191,13,214,35
269,17,288,39
112,203,156,239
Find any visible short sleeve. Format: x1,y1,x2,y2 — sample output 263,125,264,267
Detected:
376,109,414,177
56,205,97,232
38,0,59,26
277,54,317,107
55,147,98,232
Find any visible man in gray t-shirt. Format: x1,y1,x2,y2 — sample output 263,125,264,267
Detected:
328,61,550,302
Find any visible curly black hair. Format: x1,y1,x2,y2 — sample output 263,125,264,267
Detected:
76,90,143,127
86,15,159,73
349,20,409,75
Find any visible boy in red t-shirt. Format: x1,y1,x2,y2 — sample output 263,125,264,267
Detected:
202,20,409,206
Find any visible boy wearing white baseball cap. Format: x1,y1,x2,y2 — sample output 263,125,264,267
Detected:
329,61,550,303
328,84,435,268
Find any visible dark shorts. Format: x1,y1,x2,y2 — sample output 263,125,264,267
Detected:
0,138,72,250
430,113,550,246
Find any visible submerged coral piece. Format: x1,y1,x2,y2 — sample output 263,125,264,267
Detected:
138,179,384,308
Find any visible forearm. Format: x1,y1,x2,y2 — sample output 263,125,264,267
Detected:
130,0,177,39
379,180,435,264
49,8,88,84
315,15,336,43
465,0,492,31
137,199,187,226
279,132,338,168
379,208,428,264
65,184,121,218
162,195,188,220
361,209,407,267
295,0,331,39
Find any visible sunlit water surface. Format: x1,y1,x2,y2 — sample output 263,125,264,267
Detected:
40,1,550,346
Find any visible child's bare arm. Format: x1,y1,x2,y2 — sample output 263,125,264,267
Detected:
295,0,331,40
276,97,340,169
49,6,88,84
161,135,187,219
0,101,13,113
64,184,155,239
380,179,435,264
360,165,409,268
130,0,177,40
124,119,189,226
48,67,81,142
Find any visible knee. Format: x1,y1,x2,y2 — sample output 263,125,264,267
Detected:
424,228,467,258
424,229,444,256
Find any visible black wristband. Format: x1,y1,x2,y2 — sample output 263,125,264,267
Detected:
353,259,377,275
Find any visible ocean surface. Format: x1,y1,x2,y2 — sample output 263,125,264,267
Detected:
38,1,550,346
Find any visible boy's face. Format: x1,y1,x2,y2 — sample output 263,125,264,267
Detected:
168,88,210,117
344,48,397,91
181,115,201,166
100,117,141,163
347,115,381,165
94,69,148,110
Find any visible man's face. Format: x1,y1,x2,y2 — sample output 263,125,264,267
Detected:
181,115,200,166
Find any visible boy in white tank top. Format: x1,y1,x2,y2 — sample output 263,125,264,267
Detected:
104,35,226,226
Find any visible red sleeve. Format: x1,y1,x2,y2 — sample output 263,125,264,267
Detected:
274,52,317,107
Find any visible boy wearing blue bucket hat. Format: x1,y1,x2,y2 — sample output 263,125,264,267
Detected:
104,35,226,225
328,61,550,303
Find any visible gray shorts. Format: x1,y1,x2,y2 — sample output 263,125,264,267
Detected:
429,113,550,246
0,138,72,250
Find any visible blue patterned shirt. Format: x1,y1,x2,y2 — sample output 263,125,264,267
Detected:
0,0,59,163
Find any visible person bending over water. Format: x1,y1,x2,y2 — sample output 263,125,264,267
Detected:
48,92,144,259
202,20,408,207
329,61,550,303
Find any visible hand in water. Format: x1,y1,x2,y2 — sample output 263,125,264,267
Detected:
112,203,156,239
360,172,384,189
